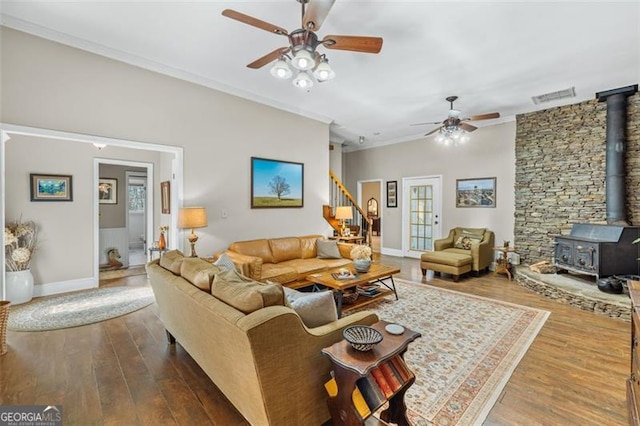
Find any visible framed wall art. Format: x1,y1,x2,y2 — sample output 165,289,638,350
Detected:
98,178,117,204
387,180,398,208
161,181,171,214
30,173,73,202
251,157,303,208
456,177,496,208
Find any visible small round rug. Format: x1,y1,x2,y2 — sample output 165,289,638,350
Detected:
8,286,155,332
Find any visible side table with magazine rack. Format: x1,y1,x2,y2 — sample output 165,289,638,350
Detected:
306,263,400,317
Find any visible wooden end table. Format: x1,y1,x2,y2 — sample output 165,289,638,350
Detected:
493,246,516,281
307,263,400,317
322,320,421,426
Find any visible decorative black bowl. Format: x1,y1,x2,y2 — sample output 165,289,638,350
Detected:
343,325,383,351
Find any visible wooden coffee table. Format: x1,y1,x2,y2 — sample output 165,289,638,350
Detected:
307,263,400,317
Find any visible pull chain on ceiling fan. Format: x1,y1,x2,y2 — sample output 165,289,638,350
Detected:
222,0,383,90
411,96,500,145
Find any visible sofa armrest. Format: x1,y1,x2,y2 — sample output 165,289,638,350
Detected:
222,250,263,281
434,229,455,251
473,231,495,271
337,242,358,259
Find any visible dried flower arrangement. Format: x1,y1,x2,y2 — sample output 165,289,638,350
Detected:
350,245,372,260
5,218,38,271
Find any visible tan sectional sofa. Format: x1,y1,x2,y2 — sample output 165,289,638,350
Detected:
220,235,356,289
147,253,378,426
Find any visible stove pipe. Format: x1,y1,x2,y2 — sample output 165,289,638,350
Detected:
596,85,638,225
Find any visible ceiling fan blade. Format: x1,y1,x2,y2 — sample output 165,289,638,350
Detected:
247,47,290,69
467,112,500,121
411,121,442,126
425,126,443,136
322,35,383,53
303,0,336,31
222,9,288,36
459,122,478,132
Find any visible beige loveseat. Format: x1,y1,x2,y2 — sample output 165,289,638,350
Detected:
220,235,356,289
433,227,495,273
147,253,378,426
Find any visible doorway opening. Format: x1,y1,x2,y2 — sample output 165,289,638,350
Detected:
126,171,148,267
358,179,383,253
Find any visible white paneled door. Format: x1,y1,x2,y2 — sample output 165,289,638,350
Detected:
402,176,442,259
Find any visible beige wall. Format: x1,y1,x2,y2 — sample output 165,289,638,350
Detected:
5,135,161,285
2,27,330,288
344,122,517,252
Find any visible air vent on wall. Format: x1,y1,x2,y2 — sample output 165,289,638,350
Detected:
531,87,576,104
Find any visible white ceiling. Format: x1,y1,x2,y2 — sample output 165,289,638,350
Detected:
1,1,639,151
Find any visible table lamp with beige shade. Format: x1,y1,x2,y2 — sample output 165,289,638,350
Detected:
178,207,208,257
335,206,353,237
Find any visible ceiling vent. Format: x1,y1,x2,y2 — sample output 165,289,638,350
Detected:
531,87,576,104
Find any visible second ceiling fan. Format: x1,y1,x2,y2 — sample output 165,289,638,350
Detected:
413,96,501,138
222,0,383,89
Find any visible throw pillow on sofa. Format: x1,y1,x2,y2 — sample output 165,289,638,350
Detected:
159,250,186,274
283,287,338,328
316,239,341,259
180,258,221,292
214,253,236,271
212,269,284,314
454,236,473,250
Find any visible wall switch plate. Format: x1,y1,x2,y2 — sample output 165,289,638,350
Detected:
221,209,228,219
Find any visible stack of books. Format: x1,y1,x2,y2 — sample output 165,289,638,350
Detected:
356,284,381,297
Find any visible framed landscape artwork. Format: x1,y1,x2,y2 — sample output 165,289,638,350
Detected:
456,177,496,208
251,157,303,208
30,173,73,201
387,181,397,208
98,178,118,204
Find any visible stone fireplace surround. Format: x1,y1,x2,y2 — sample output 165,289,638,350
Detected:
513,90,639,318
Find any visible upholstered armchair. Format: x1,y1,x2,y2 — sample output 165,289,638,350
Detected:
433,227,495,274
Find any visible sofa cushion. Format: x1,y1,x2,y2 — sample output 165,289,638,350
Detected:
317,258,352,270
159,250,185,275
269,237,302,263
229,239,275,264
212,269,284,314
317,240,341,259
299,235,321,259
260,263,299,284
279,259,329,280
181,258,221,292
283,288,338,328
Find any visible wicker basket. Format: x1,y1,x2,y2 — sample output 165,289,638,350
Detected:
0,300,10,356
343,325,383,351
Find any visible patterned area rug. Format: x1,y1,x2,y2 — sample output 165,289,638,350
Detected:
8,286,155,331
350,279,549,426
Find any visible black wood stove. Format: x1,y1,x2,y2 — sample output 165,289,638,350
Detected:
553,85,639,280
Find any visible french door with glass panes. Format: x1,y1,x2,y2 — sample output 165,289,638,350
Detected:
402,176,442,258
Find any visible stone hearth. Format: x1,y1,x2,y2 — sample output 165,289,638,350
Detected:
515,267,631,321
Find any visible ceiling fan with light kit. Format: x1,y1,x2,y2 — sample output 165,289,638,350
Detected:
221,0,383,90
412,96,500,145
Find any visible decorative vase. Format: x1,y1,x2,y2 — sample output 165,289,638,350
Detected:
354,258,372,273
6,270,34,305
158,232,166,250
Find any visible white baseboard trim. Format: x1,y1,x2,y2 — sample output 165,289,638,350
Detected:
33,277,98,297
381,247,404,257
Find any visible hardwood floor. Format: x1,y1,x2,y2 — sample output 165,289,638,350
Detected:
0,256,630,425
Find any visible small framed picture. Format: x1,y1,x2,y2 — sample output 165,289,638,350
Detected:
387,180,398,208
30,173,73,202
161,181,171,214
456,177,496,208
98,178,118,204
